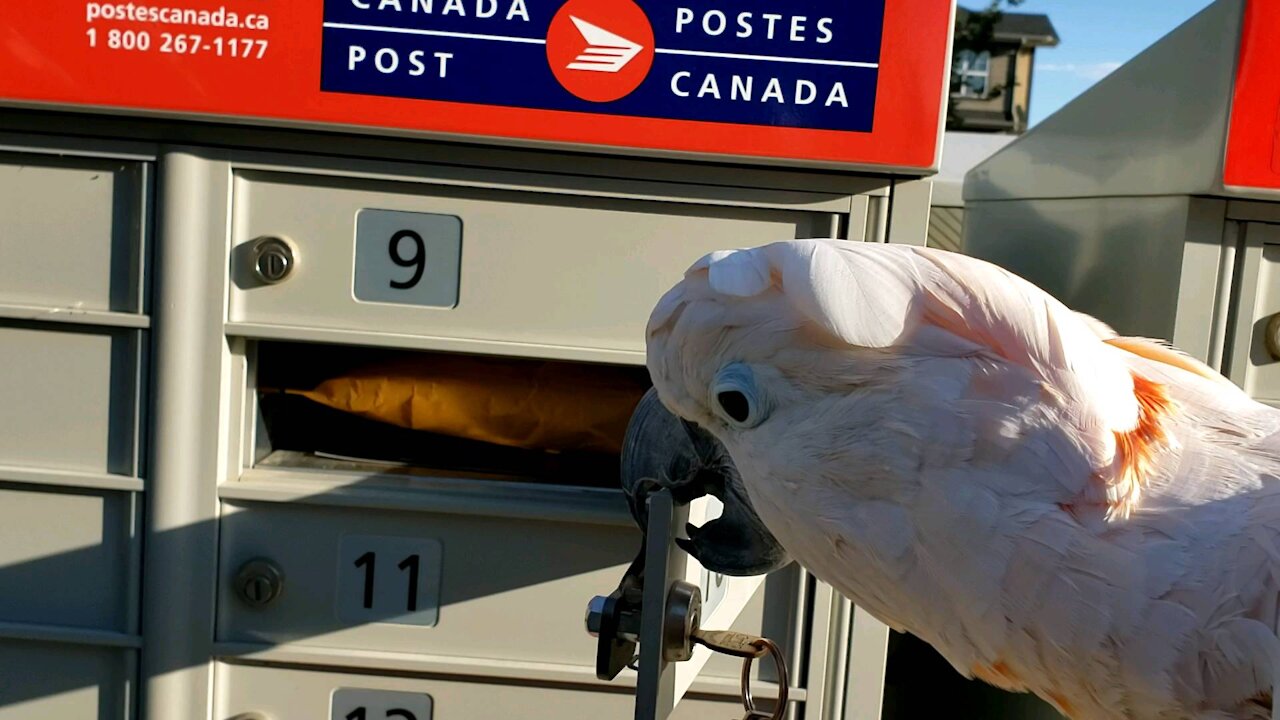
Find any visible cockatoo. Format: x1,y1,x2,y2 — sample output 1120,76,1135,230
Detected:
625,238,1280,720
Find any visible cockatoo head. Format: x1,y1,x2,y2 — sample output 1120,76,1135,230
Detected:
629,239,930,576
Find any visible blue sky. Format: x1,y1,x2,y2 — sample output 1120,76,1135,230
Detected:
1018,0,1214,126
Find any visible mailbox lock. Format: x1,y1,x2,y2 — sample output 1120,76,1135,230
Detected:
250,235,296,284
234,558,285,607
1267,313,1280,361
662,581,701,663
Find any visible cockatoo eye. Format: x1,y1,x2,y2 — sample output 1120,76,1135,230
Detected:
717,390,751,423
711,364,769,429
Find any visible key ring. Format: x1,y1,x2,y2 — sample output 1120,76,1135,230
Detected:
739,636,787,720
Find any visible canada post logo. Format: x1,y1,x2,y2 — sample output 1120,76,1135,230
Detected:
319,0,886,133
547,0,655,102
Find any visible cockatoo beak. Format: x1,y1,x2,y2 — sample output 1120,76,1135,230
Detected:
621,388,791,577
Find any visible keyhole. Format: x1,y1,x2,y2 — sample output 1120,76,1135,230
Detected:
258,251,289,280
250,236,296,285
246,577,270,603
235,558,283,607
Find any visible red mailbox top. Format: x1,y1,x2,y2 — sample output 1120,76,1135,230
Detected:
1225,0,1280,192
0,0,955,172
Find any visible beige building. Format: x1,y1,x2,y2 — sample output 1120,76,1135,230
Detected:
948,8,1060,134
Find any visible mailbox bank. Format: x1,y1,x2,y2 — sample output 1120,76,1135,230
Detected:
0,1,970,718
963,0,1280,406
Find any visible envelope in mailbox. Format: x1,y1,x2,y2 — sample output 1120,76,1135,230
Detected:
281,354,650,456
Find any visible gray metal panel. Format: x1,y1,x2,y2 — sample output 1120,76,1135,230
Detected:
140,149,230,720
1225,223,1280,401
213,661,775,720
963,0,1244,202
0,323,139,476
886,179,933,247
962,196,1197,341
0,112,887,199
1172,199,1231,365
228,170,833,360
0,151,145,314
0,485,135,631
1227,200,1280,225
0,640,133,719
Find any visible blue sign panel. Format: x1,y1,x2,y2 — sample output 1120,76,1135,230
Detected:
320,0,886,132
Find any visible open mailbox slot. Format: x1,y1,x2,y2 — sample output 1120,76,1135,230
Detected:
249,340,650,488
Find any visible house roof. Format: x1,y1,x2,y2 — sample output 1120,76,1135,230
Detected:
956,7,1061,46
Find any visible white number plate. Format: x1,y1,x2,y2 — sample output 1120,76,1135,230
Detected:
352,208,462,308
331,688,433,720
335,534,444,627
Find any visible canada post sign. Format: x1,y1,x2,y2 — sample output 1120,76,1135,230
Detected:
321,0,885,132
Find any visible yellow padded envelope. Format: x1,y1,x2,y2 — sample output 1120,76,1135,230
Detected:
282,354,650,456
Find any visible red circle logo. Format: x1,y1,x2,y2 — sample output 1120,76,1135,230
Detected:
547,0,655,103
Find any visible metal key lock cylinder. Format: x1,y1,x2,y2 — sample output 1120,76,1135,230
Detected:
249,235,298,285
234,558,285,608
586,490,789,720
585,576,702,669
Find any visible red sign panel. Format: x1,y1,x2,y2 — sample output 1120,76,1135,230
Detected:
1225,0,1280,191
0,0,954,170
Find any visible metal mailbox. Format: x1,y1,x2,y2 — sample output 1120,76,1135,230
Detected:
227,166,846,359
0,324,143,477
0,152,147,316
963,0,1280,403
0,640,135,720
0,485,138,631
0,1,957,718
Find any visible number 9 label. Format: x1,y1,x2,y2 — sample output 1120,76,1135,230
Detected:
353,209,462,308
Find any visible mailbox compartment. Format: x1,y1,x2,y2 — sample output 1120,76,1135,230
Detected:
213,661,778,720
0,483,138,631
0,151,146,315
216,497,641,666
228,168,837,358
0,639,134,719
0,322,142,478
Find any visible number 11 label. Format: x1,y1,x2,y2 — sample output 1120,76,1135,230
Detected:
353,209,462,308
336,534,444,627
